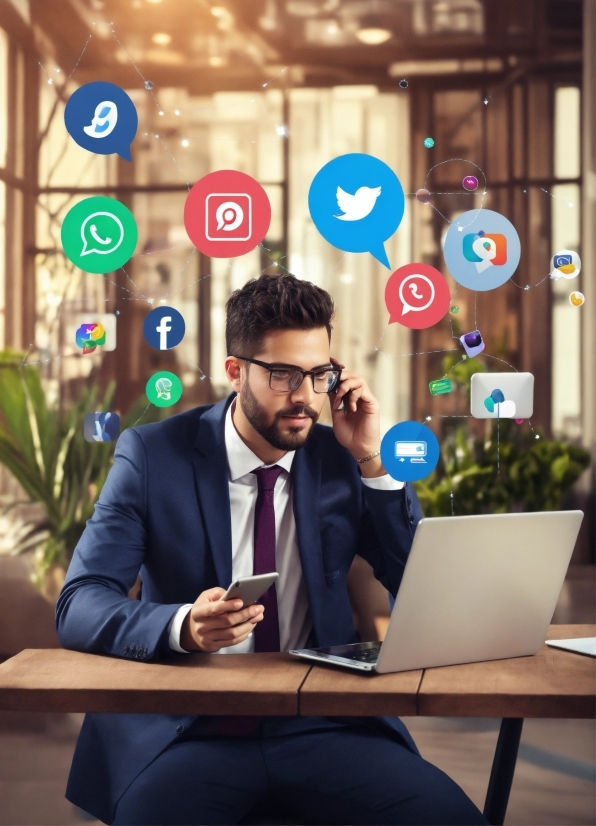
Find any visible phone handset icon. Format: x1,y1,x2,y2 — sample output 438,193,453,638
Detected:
90,224,113,246
409,283,424,300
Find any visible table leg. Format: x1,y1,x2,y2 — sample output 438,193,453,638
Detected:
483,718,524,825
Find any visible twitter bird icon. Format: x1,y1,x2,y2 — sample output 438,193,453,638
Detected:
335,185,381,221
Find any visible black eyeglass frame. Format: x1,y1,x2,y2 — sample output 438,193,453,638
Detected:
230,355,343,394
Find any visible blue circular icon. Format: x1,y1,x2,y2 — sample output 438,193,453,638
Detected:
443,209,521,292
381,421,440,482
64,81,139,161
143,307,186,351
308,153,405,269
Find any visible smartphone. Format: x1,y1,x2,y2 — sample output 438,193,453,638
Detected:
220,573,279,608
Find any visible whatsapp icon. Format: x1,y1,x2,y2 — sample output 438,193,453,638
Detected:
61,196,138,274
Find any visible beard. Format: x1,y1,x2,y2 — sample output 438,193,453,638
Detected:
238,380,319,451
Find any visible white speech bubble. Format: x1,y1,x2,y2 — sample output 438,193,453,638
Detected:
472,235,497,273
494,400,517,418
80,212,124,256
399,274,435,315
215,201,244,231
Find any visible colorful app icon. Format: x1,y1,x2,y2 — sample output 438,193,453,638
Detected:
76,322,106,354
184,170,271,258
459,329,485,357
71,313,117,353
429,378,453,396
569,291,585,307
308,153,405,269
64,81,138,161
385,263,451,330
61,196,138,274
83,412,120,442
380,421,440,482
470,372,534,419
462,175,478,191
146,371,183,408
143,306,186,350
443,209,521,291
550,249,581,280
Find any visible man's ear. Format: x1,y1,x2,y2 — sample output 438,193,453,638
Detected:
224,357,243,391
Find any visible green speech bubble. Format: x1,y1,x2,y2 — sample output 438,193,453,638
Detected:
61,196,138,274
146,371,183,408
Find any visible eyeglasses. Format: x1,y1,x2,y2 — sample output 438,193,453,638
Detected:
230,355,343,394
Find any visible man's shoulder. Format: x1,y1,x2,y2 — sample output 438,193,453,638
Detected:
125,402,216,451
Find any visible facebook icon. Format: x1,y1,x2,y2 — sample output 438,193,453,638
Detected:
143,306,186,350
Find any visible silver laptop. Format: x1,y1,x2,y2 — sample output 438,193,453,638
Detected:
289,511,583,673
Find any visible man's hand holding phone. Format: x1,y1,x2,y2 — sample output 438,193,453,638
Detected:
179,588,264,653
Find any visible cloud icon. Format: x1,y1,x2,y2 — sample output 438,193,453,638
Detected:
484,388,516,418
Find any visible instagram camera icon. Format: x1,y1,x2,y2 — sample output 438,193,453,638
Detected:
205,193,252,242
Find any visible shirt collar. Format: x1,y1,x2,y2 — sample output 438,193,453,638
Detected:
225,399,295,482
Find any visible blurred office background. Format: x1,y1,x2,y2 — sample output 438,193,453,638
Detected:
0,0,594,823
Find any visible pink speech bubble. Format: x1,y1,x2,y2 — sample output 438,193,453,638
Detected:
385,263,451,330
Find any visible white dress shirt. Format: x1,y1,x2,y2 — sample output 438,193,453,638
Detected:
168,399,404,653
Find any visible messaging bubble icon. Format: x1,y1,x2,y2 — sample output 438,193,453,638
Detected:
385,263,451,330
308,153,405,269
61,196,138,274
64,81,138,161
146,371,183,408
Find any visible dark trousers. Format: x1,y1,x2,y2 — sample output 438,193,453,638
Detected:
113,716,488,826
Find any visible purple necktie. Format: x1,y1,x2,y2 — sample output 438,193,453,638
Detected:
252,465,284,652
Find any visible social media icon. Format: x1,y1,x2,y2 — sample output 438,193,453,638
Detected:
569,291,585,307
550,249,581,280
471,372,534,419
70,313,117,353
443,209,521,291
83,101,118,139
385,263,451,330
83,412,120,442
462,175,478,191
146,371,183,408
381,421,440,482
205,194,252,241
184,170,271,258
335,186,381,221
460,329,485,357
76,322,106,354
61,196,138,274
143,306,185,350
462,232,507,272
429,378,453,396
308,153,404,269
64,81,138,161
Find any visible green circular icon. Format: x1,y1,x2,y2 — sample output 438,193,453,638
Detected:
61,196,138,274
146,371,183,408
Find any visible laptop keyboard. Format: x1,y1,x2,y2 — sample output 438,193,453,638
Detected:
352,647,381,663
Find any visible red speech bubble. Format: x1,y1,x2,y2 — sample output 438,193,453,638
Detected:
184,169,271,258
385,263,451,330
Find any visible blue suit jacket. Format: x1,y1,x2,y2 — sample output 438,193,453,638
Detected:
56,392,423,824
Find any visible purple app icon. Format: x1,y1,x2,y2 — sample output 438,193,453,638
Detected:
460,329,485,357
462,175,478,191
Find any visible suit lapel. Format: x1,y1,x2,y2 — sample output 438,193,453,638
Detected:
192,394,234,588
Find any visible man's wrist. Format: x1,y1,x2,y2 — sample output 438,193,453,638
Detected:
357,455,387,478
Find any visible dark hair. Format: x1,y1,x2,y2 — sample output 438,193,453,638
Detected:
225,274,335,356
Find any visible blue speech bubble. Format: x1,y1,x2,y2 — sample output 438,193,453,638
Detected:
64,81,138,161
308,153,405,269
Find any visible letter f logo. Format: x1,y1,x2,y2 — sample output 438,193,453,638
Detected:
156,316,172,350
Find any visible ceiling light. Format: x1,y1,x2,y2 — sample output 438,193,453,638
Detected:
152,32,171,45
146,0,163,4
208,55,225,67
210,5,226,16
181,139,189,147
356,15,392,45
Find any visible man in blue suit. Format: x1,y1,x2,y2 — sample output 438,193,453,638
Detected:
57,274,487,825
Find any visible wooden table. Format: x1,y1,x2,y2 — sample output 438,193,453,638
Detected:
0,624,593,825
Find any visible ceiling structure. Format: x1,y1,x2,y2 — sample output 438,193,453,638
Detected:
28,0,583,94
